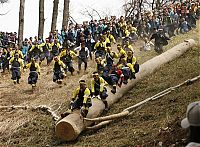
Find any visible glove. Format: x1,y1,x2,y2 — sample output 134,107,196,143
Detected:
70,101,74,105
9,65,12,70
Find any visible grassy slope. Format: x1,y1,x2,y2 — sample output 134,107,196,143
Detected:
1,24,199,147
74,45,200,147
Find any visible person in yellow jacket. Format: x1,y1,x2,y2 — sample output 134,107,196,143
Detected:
10,45,24,59
59,47,76,75
24,58,40,87
121,25,130,38
95,57,106,75
94,36,107,58
53,56,66,84
123,40,134,53
117,44,127,62
127,50,139,79
121,25,131,46
105,47,118,68
9,53,24,84
39,39,52,66
61,80,92,118
29,42,43,60
104,31,116,47
50,39,61,57
117,58,132,84
91,71,109,111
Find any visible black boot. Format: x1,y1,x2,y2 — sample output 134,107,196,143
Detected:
111,85,116,94
131,72,136,79
81,109,88,118
103,101,109,111
17,78,20,84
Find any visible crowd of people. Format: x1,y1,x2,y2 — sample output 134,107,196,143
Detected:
0,0,199,120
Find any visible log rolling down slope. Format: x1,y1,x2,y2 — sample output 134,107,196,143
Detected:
55,39,196,141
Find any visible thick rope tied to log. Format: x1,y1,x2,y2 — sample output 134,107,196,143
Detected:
0,105,60,121
85,75,200,130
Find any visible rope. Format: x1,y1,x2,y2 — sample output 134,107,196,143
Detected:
85,75,200,129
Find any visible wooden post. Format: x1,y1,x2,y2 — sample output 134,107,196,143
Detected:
55,39,196,141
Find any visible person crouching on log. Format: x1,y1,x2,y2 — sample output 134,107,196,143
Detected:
9,53,24,84
102,65,124,94
127,50,140,79
117,58,132,85
61,80,92,118
53,56,66,84
24,58,40,87
91,72,109,111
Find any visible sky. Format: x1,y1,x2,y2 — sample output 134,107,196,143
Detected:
0,0,124,38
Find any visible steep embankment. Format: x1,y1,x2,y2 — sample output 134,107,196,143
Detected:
0,22,199,146
74,43,200,147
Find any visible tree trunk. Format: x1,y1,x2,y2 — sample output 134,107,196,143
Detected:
55,39,196,141
38,0,45,39
51,0,59,32
152,0,155,10
139,0,143,13
62,0,70,30
18,0,25,48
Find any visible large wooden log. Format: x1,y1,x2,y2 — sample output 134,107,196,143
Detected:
55,39,196,141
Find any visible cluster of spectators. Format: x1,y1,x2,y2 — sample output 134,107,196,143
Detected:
0,32,17,47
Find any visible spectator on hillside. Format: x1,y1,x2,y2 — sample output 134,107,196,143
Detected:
181,101,200,147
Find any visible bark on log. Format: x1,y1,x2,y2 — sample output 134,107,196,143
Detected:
55,39,196,141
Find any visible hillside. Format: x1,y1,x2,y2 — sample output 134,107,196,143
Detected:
0,23,199,146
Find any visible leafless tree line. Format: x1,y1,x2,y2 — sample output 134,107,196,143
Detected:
1,0,70,47
123,0,168,17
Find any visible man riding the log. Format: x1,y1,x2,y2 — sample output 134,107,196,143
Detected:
105,47,118,69
127,50,139,79
102,64,124,94
91,71,109,111
61,80,92,118
95,57,106,76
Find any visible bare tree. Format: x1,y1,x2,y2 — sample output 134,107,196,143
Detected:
51,0,59,32
38,0,45,38
0,0,9,15
62,0,70,30
80,8,94,20
80,6,102,20
18,0,25,48
0,10,10,16
0,0,8,3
